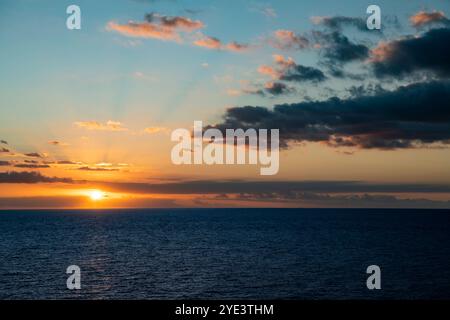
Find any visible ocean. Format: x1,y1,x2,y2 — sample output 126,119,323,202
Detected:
0,208,449,299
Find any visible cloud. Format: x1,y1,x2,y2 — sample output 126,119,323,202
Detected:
74,120,128,131
94,179,450,195
226,41,250,52
311,15,369,32
371,27,450,78
57,160,78,165
0,161,11,166
257,64,279,79
275,55,327,83
108,12,247,53
24,152,42,158
1,174,448,208
14,164,50,169
218,191,450,208
0,171,72,183
107,12,204,42
260,55,326,83
2,171,449,196
260,7,277,18
315,31,369,64
193,35,222,49
264,82,294,96
207,80,450,149
48,140,69,146
144,126,168,134
1,147,9,153
241,81,295,97
270,30,309,50
77,166,120,172
1,140,7,144
410,11,450,28
193,36,248,52
107,21,182,41
144,12,204,31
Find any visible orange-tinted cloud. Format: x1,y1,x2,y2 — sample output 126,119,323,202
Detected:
107,21,181,41
108,13,248,53
410,10,449,27
194,35,249,52
194,36,222,49
78,166,119,172
257,55,295,79
226,41,250,52
257,65,279,78
273,54,296,67
107,13,204,42
270,29,309,50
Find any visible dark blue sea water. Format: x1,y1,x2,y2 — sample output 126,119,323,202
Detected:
1,208,450,299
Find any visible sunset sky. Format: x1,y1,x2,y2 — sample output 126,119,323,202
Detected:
1,0,450,209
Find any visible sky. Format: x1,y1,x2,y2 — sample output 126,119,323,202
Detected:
0,0,450,209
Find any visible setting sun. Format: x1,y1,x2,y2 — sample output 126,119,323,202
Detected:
89,190,104,201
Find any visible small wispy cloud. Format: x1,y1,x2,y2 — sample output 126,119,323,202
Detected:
48,140,69,146
77,166,120,172
74,120,128,132
144,126,168,134
193,35,249,52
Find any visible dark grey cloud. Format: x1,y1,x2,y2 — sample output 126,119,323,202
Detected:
0,171,72,183
0,147,9,153
24,152,42,158
346,84,386,97
208,80,450,149
313,16,368,32
57,160,77,165
372,27,450,78
1,140,7,145
280,64,327,83
315,31,369,64
0,161,11,166
14,164,50,169
144,12,203,30
264,82,292,96
245,82,295,97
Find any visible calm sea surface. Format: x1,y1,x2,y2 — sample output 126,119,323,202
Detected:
0,208,449,299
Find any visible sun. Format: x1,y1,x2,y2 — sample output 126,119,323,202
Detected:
89,190,104,201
